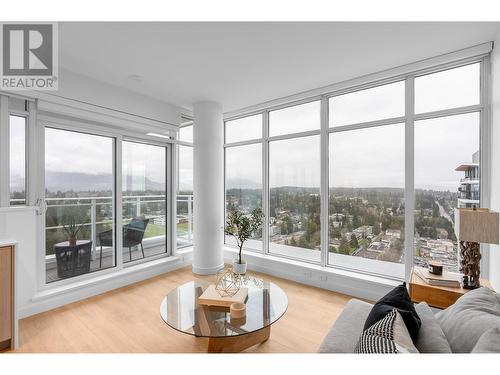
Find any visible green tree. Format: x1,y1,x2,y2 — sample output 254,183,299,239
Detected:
331,227,341,239
352,214,360,229
280,222,287,235
350,233,359,249
338,236,351,255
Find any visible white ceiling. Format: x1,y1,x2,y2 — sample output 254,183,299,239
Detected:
59,22,500,113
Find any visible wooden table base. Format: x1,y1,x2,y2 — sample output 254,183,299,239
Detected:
207,326,270,353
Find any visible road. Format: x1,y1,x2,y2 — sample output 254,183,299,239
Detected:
435,200,453,223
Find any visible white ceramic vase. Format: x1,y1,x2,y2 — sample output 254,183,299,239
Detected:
232,259,247,274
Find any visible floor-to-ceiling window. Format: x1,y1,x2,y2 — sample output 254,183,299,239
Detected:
122,140,168,263
328,81,405,277
44,128,116,283
223,56,487,280
177,118,194,248
224,114,263,251
268,101,321,261
413,63,481,272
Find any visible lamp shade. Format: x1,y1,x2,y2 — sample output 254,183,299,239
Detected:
455,208,499,244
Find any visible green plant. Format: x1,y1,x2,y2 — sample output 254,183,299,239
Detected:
62,217,84,239
224,207,264,264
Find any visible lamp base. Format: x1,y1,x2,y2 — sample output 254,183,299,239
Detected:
462,276,481,290
459,240,481,290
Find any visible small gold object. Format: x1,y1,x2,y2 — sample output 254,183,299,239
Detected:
214,266,265,298
215,267,241,297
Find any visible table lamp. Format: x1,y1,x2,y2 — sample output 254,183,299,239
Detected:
455,207,499,289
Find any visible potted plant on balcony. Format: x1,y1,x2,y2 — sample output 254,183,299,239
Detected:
63,217,84,246
224,207,264,274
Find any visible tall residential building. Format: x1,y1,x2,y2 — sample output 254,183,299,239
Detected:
455,150,480,208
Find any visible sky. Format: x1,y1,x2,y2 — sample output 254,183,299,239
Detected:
178,144,193,191
40,128,166,193
122,140,166,191
10,63,481,194
9,116,25,191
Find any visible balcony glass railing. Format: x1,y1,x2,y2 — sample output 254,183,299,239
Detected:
8,194,194,259
460,176,479,183
458,192,480,201
176,194,194,248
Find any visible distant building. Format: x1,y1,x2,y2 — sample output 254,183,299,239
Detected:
154,216,166,226
353,225,373,240
385,229,401,239
414,237,458,271
455,150,480,208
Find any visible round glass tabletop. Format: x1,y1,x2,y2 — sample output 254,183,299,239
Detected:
160,278,288,338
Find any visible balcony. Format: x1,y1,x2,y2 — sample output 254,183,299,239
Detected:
457,191,480,201
459,177,479,183
36,194,194,283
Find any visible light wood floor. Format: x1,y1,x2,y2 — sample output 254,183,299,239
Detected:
15,266,354,353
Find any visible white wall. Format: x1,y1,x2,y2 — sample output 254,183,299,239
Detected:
489,31,500,291
1,67,183,131
0,208,38,316
49,68,182,126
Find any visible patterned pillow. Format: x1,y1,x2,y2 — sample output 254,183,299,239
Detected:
355,309,419,353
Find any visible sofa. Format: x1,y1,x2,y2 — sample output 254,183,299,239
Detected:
319,287,500,353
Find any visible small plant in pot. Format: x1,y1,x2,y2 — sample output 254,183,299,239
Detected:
224,207,264,275
62,217,84,246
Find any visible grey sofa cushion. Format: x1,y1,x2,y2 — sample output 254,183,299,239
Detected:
435,287,500,353
414,302,452,353
471,327,500,353
318,299,372,353
318,299,454,353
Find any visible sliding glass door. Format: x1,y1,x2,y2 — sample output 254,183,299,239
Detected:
122,140,168,263
44,127,115,283
43,127,172,283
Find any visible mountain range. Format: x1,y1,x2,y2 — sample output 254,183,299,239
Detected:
43,171,165,193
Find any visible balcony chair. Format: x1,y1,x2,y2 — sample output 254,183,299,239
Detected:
98,216,150,267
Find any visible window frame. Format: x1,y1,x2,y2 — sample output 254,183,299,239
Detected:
176,115,194,249
223,53,491,282
0,95,32,207
224,142,264,252
8,111,28,206
121,138,170,264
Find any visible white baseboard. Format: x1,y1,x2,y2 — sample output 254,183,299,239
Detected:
223,247,399,302
192,263,224,275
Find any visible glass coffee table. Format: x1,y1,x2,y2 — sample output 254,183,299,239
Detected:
160,278,288,352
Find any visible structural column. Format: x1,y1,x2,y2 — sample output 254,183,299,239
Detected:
192,101,224,274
